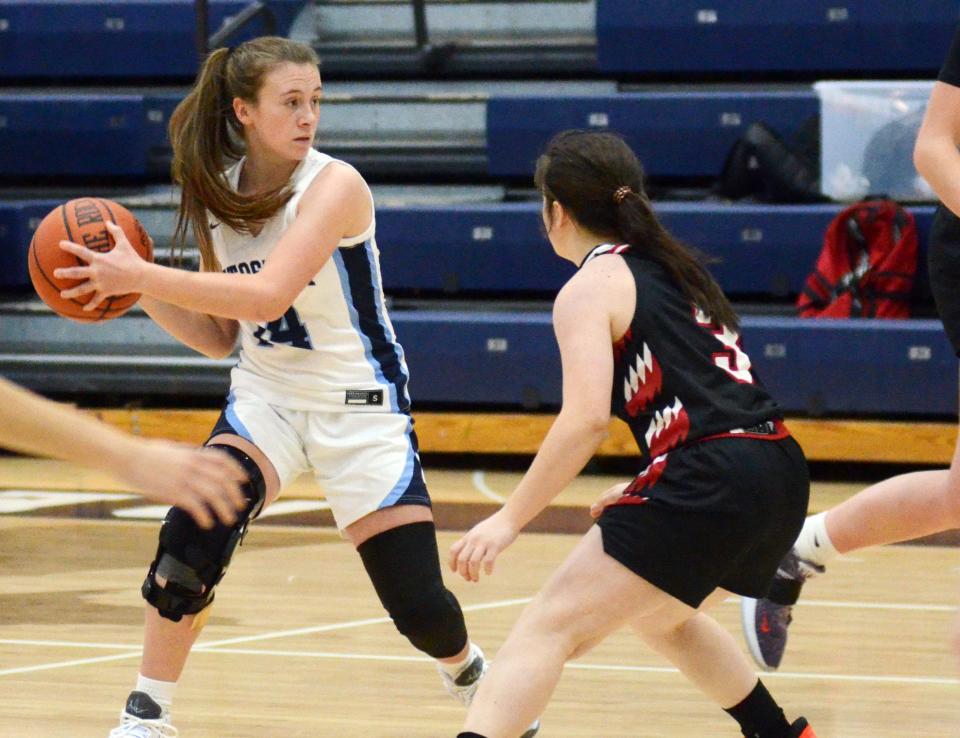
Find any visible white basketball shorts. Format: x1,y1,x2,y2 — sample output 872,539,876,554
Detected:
207,386,430,530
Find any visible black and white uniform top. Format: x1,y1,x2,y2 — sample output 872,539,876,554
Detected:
586,244,787,496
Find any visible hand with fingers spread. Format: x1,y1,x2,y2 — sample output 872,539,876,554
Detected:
449,509,520,583
119,439,249,529
589,481,631,519
55,220,150,312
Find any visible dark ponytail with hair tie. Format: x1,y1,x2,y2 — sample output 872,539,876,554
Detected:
613,186,632,205
535,130,738,331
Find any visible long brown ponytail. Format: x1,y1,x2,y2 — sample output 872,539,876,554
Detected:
168,36,320,271
534,130,738,331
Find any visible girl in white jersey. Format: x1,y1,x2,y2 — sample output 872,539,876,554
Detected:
55,37,512,737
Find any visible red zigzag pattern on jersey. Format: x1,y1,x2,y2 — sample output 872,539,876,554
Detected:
645,397,691,459
623,341,663,417
622,453,669,499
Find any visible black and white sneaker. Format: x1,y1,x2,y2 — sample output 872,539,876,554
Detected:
107,691,177,737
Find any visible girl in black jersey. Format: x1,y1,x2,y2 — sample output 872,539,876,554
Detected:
741,23,960,676
449,131,815,738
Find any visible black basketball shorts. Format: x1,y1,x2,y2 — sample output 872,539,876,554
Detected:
928,204,960,356
597,434,809,609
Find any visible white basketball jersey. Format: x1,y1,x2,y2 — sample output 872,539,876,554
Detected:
212,149,411,413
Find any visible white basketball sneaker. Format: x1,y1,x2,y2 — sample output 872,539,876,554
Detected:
107,691,178,738
438,645,541,737
438,644,489,705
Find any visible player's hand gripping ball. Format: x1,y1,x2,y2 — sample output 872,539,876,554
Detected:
28,197,154,322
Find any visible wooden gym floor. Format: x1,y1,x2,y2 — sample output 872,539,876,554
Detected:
0,455,958,737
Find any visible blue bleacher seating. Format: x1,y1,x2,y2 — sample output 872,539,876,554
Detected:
394,310,560,409
743,317,956,417
1,0,954,429
0,0,304,79
377,203,577,294
655,203,937,301
486,91,818,179
377,201,956,417
596,0,959,76
0,88,818,181
143,92,187,174
0,94,147,177
378,202,936,299
0,197,951,416
0,200,57,287
0,91,190,179
394,311,957,417
0,200,938,295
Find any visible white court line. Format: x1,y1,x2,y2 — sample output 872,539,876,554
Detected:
2,594,953,659
2,641,956,688
471,471,505,503
0,651,143,677
758,599,957,613
0,597,532,677
567,662,959,687
112,500,332,521
719,596,957,613
0,490,139,514
0,597,960,686
197,647,430,663
111,505,170,520
196,596,531,649
66,644,958,689
0,639,137,649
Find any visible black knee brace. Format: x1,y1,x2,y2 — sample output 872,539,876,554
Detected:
142,444,266,622
357,521,468,659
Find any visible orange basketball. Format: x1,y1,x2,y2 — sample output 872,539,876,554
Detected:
27,198,154,323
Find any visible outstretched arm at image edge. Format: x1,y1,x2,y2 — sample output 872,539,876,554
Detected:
0,376,246,528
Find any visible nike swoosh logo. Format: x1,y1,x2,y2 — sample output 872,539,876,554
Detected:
760,614,771,634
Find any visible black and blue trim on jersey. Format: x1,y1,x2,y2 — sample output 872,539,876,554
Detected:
334,240,411,413
378,417,431,509
206,391,256,445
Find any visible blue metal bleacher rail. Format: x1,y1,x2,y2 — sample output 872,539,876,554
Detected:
0,1,304,79
194,0,277,58
487,91,819,180
0,302,954,418
192,0,455,73
596,0,959,76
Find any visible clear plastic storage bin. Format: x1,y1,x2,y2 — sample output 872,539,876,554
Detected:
815,80,935,202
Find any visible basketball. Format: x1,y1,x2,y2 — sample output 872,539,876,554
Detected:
27,198,154,323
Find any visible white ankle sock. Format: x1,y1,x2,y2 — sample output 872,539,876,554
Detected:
135,674,177,711
793,512,838,567
438,642,479,678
